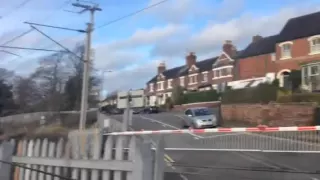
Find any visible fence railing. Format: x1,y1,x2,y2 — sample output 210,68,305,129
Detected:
0,128,163,180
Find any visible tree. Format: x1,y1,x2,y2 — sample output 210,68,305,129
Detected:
62,43,101,110
13,77,43,112
0,80,16,116
31,53,69,111
171,85,185,105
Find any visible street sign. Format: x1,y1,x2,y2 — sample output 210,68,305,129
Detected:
117,89,144,109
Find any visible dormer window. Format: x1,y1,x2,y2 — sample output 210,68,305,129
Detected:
308,35,320,54
279,41,293,59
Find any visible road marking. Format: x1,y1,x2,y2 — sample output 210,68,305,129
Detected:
165,154,175,163
140,115,203,139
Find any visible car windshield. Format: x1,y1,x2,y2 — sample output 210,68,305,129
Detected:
193,108,213,116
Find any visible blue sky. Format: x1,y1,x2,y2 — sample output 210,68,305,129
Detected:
0,0,320,95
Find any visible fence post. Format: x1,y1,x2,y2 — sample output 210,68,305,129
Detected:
132,138,153,180
153,136,165,180
0,142,14,180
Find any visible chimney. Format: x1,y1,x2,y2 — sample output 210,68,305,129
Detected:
157,61,166,74
186,52,196,68
252,35,263,43
223,40,237,57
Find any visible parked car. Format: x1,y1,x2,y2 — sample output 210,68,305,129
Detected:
143,106,159,114
132,107,144,114
181,107,218,129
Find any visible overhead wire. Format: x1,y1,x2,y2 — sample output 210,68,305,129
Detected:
0,0,73,66
4,0,170,73
0,0,34,19
94,0,170,30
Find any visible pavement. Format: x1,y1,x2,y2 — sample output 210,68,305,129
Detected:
110,112,320,180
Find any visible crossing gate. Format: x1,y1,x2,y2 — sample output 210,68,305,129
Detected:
106,126,320,153
0,129,165,180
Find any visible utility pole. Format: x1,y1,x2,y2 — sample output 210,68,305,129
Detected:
72,2,102,130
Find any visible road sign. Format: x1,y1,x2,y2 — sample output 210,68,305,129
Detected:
117,89,144,109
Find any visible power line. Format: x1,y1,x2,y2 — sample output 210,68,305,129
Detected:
0,159,76,180
0,45,68,53
29,25,82,59
95,0,169,30
1,0,33,19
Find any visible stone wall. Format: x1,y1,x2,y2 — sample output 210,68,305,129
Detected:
173,102,317,126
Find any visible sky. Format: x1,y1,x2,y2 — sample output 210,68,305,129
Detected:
0,0,320,96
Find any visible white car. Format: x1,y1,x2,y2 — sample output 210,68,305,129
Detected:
181,107,218,129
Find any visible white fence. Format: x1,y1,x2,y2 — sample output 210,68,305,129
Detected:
0,128,164,180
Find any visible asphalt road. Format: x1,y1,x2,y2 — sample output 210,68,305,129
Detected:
110,113,320,180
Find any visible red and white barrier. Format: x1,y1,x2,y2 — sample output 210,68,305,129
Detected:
105,125,320,135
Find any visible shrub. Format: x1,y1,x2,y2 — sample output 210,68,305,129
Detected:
183,90,219,104
221,83,278,104
277,93,320,104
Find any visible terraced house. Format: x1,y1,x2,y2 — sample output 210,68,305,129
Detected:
237,11,320,89
145,11,320,106
146,40,241,106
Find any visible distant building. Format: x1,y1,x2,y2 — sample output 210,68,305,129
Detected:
145,11,320,105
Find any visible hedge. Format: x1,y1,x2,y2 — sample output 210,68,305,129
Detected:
221,83,278,104
183,90,219,104
277,93,320,104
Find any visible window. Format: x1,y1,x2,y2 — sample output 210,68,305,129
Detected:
310,65,319,76
157,81,164,90
202,72,208,82
185,109,193,116
189,74,198,84
280,42,292,59
149,83,154,92
309,36,320,54
180,77,185,86
216,70,220,77
167,79,173,89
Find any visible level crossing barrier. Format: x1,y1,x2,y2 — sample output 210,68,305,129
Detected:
106,125,320,153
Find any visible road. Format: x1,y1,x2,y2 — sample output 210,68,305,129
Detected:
110,113,320,180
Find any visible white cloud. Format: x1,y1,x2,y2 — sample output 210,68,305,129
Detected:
106,24,188,50
147,0,212,23
151,3,320,57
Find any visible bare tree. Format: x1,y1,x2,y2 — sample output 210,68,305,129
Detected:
13,77,43,112
31,52,70,111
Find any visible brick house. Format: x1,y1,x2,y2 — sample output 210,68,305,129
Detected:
145,41,241,106
237,11,320,88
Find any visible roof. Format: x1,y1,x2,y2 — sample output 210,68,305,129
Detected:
147,57,218,84
277,11,320,42
238,11,320,59
237,35,279,59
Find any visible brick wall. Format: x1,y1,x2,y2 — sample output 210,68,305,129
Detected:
173,102,317,126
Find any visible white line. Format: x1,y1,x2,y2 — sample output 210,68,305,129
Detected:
140,115,203,139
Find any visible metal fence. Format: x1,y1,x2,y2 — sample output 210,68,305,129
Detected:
107,126,320,153
0,128,164,180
